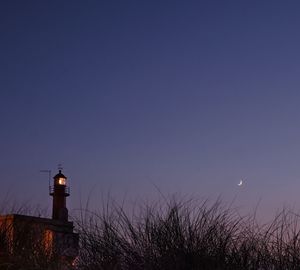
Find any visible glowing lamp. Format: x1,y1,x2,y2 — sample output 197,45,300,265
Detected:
58,177,66,185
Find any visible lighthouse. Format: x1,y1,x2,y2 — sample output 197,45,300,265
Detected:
50,169,70,222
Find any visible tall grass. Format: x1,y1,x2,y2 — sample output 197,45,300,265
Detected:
2,197,300,269
76,198,300,270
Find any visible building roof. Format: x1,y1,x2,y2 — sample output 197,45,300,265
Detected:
0,214,75,233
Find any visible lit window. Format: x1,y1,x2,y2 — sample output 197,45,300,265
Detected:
58,178,66,185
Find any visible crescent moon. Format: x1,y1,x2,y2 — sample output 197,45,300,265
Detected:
238,180,243,186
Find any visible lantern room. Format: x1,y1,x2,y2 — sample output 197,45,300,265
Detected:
53,170,68,187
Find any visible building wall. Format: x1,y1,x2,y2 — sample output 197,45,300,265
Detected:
0,214,78,269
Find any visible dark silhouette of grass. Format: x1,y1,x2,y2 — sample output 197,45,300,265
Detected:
76,198,300,270
2,197,300,269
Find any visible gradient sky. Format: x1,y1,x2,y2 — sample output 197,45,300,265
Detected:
1,1,300,220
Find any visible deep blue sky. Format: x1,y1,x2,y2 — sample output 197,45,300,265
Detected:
1,1,300,219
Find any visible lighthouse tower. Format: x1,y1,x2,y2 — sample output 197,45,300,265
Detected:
50,169,70,222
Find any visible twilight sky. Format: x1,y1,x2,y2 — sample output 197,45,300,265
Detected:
1,1,300,219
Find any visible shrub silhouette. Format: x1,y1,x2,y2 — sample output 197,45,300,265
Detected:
2,197,300,269
75,198,300,270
